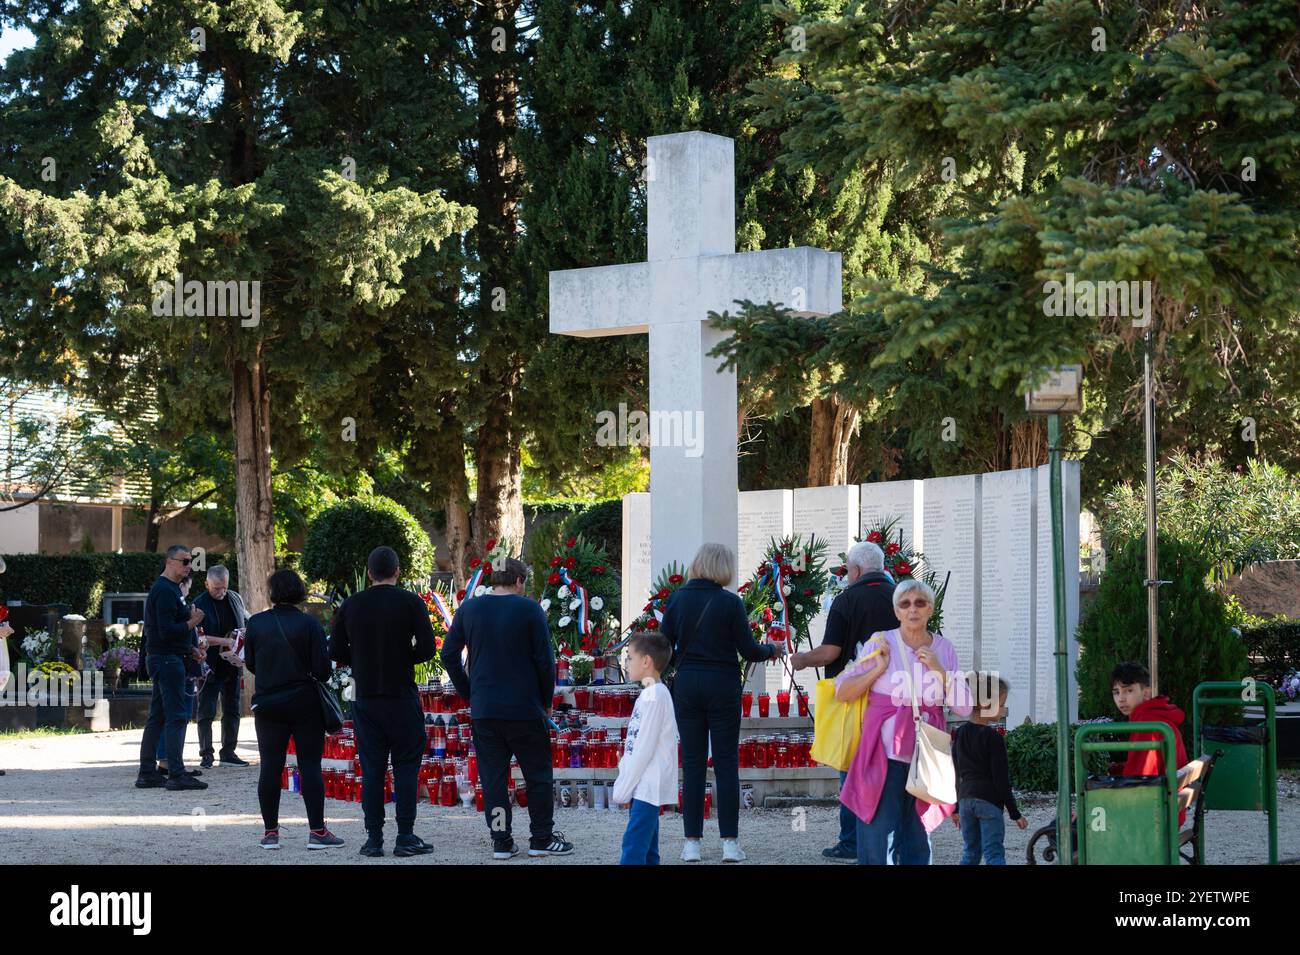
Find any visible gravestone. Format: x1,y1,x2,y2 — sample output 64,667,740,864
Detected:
619,492,652,632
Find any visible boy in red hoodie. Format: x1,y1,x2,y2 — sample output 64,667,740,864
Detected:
1110,661,1189,825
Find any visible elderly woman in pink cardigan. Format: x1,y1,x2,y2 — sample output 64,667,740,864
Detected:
835,578,971,864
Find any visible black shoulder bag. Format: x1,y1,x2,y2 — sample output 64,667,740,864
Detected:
267,610,344,733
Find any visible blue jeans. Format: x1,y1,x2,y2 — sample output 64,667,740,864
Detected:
155,678,196,762
855,758,932,865
139,655,189,777
620,799,661,865
959,797,1007,865
836,770,856,851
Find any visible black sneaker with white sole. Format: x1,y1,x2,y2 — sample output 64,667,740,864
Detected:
528,831,574,857
219,753,250,767
260,830,281,850
492,839,519,860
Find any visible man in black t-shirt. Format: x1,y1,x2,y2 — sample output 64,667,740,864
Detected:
192,565,248,768
790,540,898,861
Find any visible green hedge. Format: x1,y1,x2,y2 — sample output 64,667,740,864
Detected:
0,551,302,617
1243,617,1300,687
1005,721,1111,793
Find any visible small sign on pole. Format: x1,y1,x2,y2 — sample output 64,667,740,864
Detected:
1025,365,1083,415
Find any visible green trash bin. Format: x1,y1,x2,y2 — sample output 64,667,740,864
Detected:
1191,681,1278,864
1075,723,1180,866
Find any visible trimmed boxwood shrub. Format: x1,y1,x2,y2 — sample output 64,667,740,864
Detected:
301,495,434,591
1076,536,1249,743
1005,721,1111,793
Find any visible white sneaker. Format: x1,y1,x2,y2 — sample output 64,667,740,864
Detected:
681,838,702,863
722,839,747,863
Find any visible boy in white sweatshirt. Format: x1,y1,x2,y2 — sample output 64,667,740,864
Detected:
613,632,679,865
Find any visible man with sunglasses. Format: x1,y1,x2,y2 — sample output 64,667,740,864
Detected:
136,545,208,791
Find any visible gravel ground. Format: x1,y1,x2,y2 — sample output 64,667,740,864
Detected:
2,725,1295,865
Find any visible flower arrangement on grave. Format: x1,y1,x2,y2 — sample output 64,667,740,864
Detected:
826,516,948,632
538,534,620,657
96,645,141,675
740,535,830,650
569,653,596,685
630,562,690,632
20,629,53,665
412,585,456,681
1279,669,1300,703
327,666,354,708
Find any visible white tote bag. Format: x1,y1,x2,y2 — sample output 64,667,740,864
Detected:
892,631,958,806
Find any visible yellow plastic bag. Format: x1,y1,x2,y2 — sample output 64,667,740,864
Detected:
809,642,886,772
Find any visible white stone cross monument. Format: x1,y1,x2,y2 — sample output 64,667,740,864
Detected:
549,132,842,583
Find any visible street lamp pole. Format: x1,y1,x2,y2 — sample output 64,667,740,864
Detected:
1143,328,1161,694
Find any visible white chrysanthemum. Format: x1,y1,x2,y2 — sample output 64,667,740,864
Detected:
773,602,784,612
570,598,582,611
590,596,604,611
540,599,551,612
558,585,570,599
342,682,355,702
782,584,792,596
474,585,487,597
609,618,620,630
558,615,572,629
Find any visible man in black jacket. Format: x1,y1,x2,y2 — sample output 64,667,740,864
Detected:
331,546,437,858
192,565,249,768
791,540,899,862
137,545,208,791
442,557,571,860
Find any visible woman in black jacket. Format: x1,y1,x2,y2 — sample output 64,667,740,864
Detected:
662,542,785,864
244,570,342,851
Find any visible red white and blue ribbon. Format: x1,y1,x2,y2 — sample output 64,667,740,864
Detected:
559,568,591,635
771,562,789,629
429,591,453,630
463,564,486,603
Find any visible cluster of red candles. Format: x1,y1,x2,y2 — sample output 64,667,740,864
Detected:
421,685,467,713
551,686,638,717
551,726,626,769
739,735,815,769
740,689,809,719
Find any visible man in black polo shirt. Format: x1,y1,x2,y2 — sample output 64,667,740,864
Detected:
137,545,208,791
791,540,898,861
331,546,437,858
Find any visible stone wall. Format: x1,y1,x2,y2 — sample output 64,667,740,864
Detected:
1223,560,1300,619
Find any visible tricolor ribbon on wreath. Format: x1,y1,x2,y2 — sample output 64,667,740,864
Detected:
559,567,591,635
462,563,486,603
429,591,453,630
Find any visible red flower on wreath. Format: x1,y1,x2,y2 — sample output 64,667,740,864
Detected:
738,582,750,593
549,556,562,567
565,537,576,548
485,538,497,550
644,602,653,612
885,542,900,556
668,573,683,584
867,531,882,543
564,556,577,569
895,560,913,576
469,558,481,569
592,565,606,574
456,589,467,601
803,588,813,597
657,588,669,599
547,572,561,586
560,645,573,657
762,608,774,623
646,618,659,630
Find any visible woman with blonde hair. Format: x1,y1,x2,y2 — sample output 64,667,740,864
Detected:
835,577,972,864
661,542,785,863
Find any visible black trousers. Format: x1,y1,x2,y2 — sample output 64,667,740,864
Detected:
471,718,554,846
353,691,426,837
196,672,241,759
673,668,742,839
253,686,325,831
